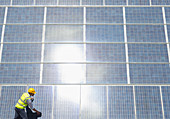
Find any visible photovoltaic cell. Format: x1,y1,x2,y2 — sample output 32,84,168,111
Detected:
53,86,80,119
86,7,123,23
105,0,126,5
130,64,170,84
12,0,34,5
44,44,85,62
108,86,135,119
36,0,58,5
42,64,85,84
28,86,53,119
86,64,127,84
128,44,169,62
2,44,42,62
127,25,166,42
167,25,170,39
46,7,83,23
45,25,83,42
135,86,163,119
128,0,150,5
152,0,170,5
86,44,126,62
165,8,170,23
4,25,43,42
0,0,10,5
0,25,2,42
82,0,103,5
6,7,44,24
86,25,124,42
161,86,170,119
0,7,5,24
126,7,163,23
59,0,80,5
0,86,27,119
81,86,107,119
0,64,40,84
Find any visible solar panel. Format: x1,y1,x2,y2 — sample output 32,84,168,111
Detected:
130,64,170,84
45,25,83,42
81,86,107,119
4,25,43,42
86,7,123,23
0,0,11,5
135,86,163,119
152,0,170,5
12,0,34,5
0,7,5,24
86,64,127,84
59,0,80,5
86,25,124,42
82,0,103,5
105,0,126,5
108,86,135,119
128,0,150,5
36,0,58,5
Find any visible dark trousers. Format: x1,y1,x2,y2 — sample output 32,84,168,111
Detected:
15,106,42,119
14,107,28,119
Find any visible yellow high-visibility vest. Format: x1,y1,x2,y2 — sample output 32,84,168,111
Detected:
15,93,31,109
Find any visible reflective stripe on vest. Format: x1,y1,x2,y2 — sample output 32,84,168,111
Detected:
15,93,31,109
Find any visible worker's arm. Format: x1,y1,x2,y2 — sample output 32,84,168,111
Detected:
27,99,40,115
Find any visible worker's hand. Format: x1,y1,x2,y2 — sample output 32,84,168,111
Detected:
36,111,41,115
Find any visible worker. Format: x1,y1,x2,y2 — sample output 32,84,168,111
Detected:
14,88,40,119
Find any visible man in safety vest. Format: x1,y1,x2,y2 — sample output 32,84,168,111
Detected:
14,88,40,119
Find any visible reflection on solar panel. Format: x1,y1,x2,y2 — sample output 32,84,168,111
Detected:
0,0,170,119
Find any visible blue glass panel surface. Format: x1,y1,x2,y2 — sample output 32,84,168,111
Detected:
43,64,85,84
86,64,127,84
161,86,170,119
59,0,80,5
44,44,85,62
36,0,57,5
12,0,34,5
105,0,126,5
152,0,170,5
4,25,43,42
0,0,10,5
0,64,40,84
86,25,124,42
135,86,163,119
0,86,26,119
108,86,135,119
128,44,168,62
130,64,170,84
81,86,107,119
165,8,170,23
86,7,123,23
2,44,42,62
82,0,103,5
129,0,149,5
54,86,80,119
0,25,2,43
46,7,83,23
0,7,5,23
86,44,126,62
127,25,165,42
7,7,44,23
167,25,170,42
126,7,163,23
45,25,83,42
28,86,53,119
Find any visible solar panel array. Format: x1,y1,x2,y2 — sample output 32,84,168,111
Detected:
0,0,170,119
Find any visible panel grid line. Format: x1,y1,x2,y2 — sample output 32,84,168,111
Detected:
34,0,36,5
103,0,105,6
160,86,165,119
57,0,59,5
83,7,87,84
39,7,47,84
79,85,81,119
2,5,170,7
133,86,137,119
127,0,128,6
0,7,8,62
162,7,170,65
10,0,13,5
80,0,82,5
123,7,130,84
150,0,152,6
